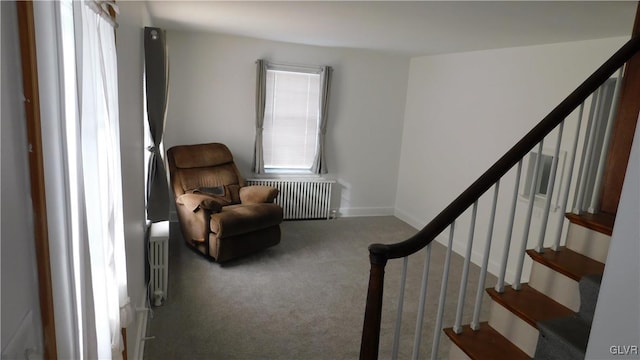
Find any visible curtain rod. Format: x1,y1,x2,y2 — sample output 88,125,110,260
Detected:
87,0,119,28
258,59,329,73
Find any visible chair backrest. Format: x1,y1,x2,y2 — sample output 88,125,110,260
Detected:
167,143,246,199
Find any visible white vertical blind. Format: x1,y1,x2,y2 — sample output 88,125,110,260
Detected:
263,69,320,170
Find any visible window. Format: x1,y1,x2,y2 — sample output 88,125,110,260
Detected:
524,152,554,197
520,148,566,210
254,60,332,175
56,1,130,357
263,68,320,171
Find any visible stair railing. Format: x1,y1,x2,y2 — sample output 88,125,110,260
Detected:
360,36,640,360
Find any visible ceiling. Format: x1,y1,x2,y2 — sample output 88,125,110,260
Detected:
146,1,637,56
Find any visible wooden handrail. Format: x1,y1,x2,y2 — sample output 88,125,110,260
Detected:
360,35,640,360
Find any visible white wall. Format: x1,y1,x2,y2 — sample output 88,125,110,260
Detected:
163,30,410,217
395,36,629,282
1,1,44,356
586,119,639,359
115,2,153,359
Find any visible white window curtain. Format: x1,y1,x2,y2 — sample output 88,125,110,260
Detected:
76,1,131,358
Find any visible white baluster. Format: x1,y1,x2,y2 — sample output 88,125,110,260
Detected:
391,256,409,360
513,141,543,291
536,122,564,253
411,244,431,360
472,181,500,330
589,69,624,213
553,103,585,250
582,86,609,213
431,222,455,360
496,161,522,293
453,201,478,334
573,89,601,213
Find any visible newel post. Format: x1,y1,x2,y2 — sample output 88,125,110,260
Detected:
359,247,389,360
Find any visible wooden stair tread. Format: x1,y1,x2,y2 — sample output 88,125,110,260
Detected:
444,322,530,360
527,246,605,281
487,284,574,328
566,212,614,236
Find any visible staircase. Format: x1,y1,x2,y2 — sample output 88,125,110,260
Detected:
445,213,612,359
359,36,640,360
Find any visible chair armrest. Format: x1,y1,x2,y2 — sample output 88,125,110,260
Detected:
240,186,279,204
176,193,224,213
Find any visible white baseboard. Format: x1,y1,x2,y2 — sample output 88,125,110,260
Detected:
393,207,426,230
394,207,511,281
337,206,394,218
446,235,504,279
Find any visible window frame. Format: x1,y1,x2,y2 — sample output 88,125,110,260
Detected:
261,63,324,175
520,148,567,211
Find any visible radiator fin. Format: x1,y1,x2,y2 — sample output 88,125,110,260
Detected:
149,221,169,305
246,178,335,220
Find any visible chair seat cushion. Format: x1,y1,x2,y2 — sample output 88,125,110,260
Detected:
210,203,283,238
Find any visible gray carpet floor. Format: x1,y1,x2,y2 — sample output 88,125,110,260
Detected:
143,216,495,360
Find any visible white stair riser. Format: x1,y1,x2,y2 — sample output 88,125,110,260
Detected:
487,300,538,357
528,261,580,312
565,223,611,263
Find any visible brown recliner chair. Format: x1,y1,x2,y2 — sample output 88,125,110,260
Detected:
167,143,283,263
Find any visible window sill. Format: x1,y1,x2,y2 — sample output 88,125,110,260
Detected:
518,193,560,212
250,171,329,181
264,168,315,175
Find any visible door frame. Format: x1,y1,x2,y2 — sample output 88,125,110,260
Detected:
16,1,57,358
